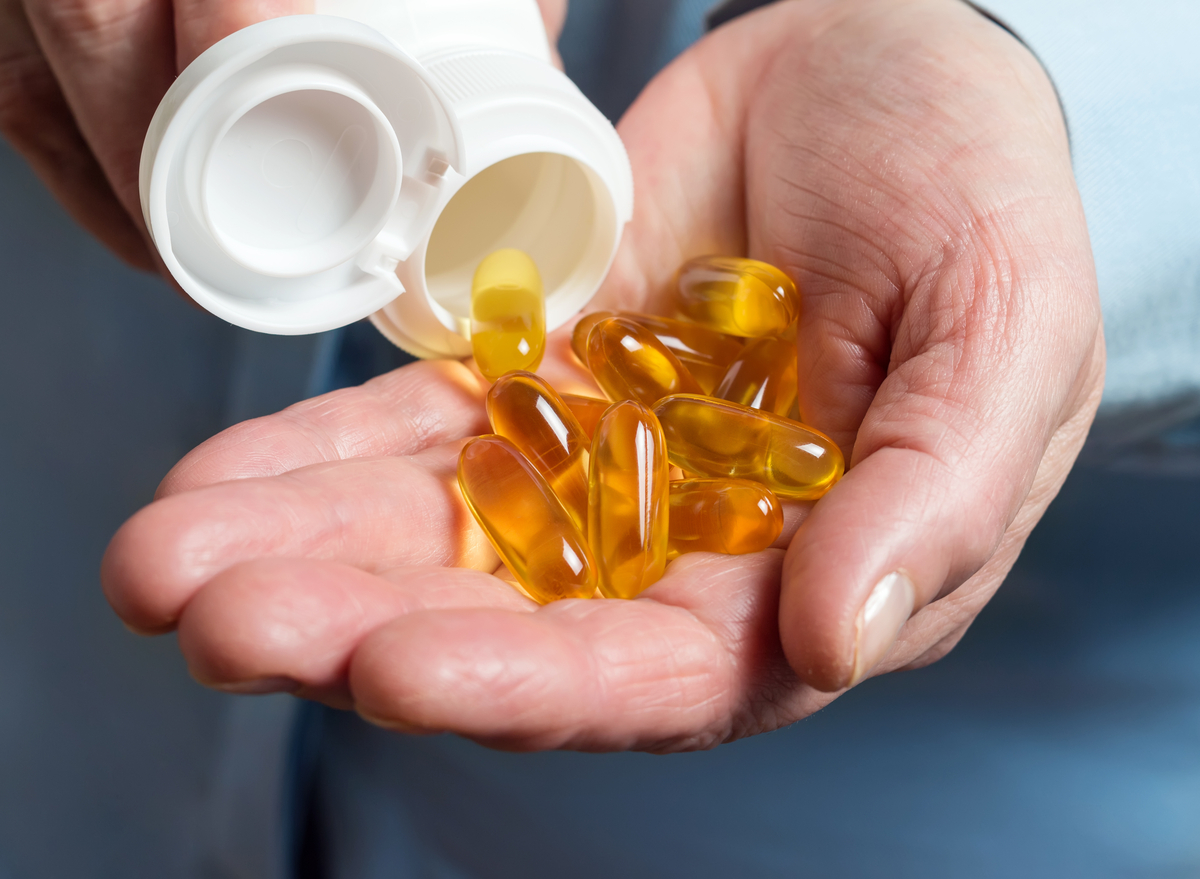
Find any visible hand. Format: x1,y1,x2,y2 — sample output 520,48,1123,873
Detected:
102,0,1104,751
0,0,566,271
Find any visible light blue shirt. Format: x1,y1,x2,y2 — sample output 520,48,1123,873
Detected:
978,0,1200,468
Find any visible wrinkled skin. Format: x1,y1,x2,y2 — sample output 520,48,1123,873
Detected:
26,0,1103,752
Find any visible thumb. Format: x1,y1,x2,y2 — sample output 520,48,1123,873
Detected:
779,263,1104,693
174,0,313,69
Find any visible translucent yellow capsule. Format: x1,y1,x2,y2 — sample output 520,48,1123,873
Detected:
458,435,596,604
570,311,615,366
560,393,609,441
571,311,743,392
653,394,843,500
676,256,798,337
470,249,545,381
617,313,744,393
486,372,590,530
667,478,783,559
713,335,798,417
588,400,669,600
586,316,703,406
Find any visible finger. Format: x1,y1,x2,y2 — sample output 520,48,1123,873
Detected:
886,394,1106,676
348,551,834,752
102,442,498,633
532,0,566,68
172,0,312,69
177,507,819,713
771,500,812,549
21,0,178,225
22,0,310,263
0,0,153,267
177,558,530,706
159,359,487,496
533,0,567,45
779,287,1105,692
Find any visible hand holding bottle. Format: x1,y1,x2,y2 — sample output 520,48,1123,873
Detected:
0,0,567,270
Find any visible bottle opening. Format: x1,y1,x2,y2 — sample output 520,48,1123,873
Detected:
424,152,617,334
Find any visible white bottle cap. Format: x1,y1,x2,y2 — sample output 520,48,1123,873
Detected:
140,7,633,359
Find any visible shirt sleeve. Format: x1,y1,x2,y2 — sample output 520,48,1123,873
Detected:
972,1,1200,466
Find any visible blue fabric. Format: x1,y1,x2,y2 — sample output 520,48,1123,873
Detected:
0,139,309,878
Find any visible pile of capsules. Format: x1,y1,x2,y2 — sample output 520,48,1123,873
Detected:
457,249,844,604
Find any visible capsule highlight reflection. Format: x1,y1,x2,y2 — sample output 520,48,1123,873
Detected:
676,256,798,337
713,335,798,416
668,478,783,558
458,435,596,604
588,401,669,600
470,249,545,381
486,372,590,530
587,317,703,406
653,394,843,499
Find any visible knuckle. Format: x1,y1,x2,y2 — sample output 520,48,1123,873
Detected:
0,55,72,159
25,0,145,49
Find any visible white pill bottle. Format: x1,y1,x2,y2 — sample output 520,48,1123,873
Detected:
139,0,633,359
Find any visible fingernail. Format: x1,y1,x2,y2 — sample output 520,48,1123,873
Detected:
214,677,300,695
849,570,915,687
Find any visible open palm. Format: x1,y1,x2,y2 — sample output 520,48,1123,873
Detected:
103,0,1103,752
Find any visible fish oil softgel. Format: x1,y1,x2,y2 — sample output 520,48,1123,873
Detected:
668,478,783,558
713,335,798,417
458,435,596,604
572,311,742,393
654,394,843,500
586,316,703,406
676,256,798,338
618,313,744,393
588,401,669,599
570,311,615,365
471,249,546,381
456,253,837,603
487,372,591,530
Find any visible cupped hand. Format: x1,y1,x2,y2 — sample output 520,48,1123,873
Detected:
102,0,1104,751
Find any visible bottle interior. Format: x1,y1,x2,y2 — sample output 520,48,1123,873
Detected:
423,152,617,334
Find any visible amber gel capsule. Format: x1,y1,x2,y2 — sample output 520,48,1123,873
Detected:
654,394,843,500
570,311,615,365
560,393,609,441
470,249,545,381
588,401,670,599
668,478,783,559
713,335,798,417
676,256,798,337
458,436,596,603
618,313,744,393
486,372,590,530
587,317,703,406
